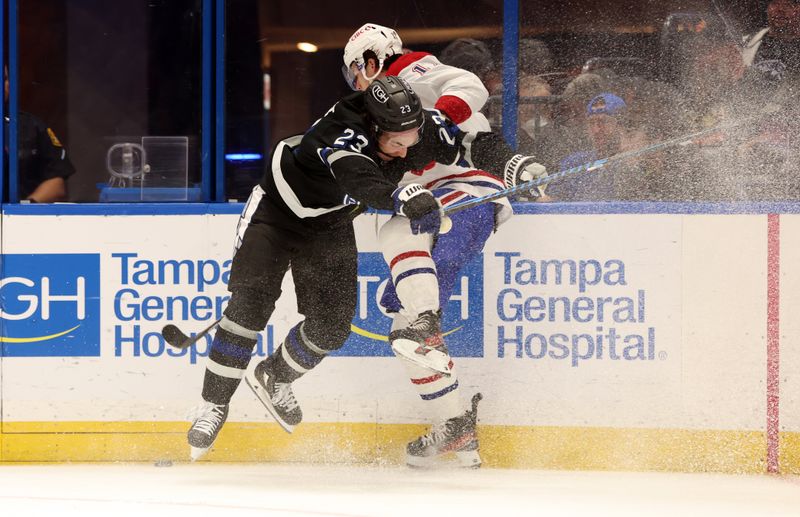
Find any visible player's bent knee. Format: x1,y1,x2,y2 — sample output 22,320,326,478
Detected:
322,320,352,350
380,216,425,245
302,317,351,352
223,287,274,331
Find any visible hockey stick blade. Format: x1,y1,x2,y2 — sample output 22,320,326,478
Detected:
162,317,222,349
161,324,188,348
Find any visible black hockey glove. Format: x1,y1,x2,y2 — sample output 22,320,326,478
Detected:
392,184,442,235
504,154,548,198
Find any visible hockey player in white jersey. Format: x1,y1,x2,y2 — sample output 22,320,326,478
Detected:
343,23,547,468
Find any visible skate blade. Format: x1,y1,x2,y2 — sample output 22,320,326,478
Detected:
391,339,451,375
455,449,482,469
406,454,437,469
244,375,295,434
190,446,209,462
406,450,481,469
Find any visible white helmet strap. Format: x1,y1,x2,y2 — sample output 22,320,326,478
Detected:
362,59,385,83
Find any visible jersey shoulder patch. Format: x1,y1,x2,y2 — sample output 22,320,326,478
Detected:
46,128,63,147
387,51,435,76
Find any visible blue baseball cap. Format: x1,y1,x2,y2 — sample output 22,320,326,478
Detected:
587,93,626,116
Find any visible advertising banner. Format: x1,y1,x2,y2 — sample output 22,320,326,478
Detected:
0,211,791,435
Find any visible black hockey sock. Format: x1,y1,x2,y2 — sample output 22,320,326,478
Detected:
201,326,257,404
267,322,329,383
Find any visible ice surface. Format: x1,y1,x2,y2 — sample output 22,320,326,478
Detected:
0,463,798,517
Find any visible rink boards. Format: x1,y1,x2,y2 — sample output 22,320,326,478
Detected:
0,203,798,474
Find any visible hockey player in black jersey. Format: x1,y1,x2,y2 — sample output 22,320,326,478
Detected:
186,76,546,460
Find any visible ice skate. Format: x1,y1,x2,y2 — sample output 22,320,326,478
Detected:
187,401,229,461
389,310,452,375
245,359,302,433
406,393,482,469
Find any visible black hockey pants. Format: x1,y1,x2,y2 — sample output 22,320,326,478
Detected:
224,218,358,358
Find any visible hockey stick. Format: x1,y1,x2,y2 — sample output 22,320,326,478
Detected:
162,317,222,349
440,111,769,222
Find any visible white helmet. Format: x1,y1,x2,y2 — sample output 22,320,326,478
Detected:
342,23,403,90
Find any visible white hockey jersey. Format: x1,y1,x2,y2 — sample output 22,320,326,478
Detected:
386,52,512,224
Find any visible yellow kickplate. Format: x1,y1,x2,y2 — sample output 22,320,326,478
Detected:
2,422,796,474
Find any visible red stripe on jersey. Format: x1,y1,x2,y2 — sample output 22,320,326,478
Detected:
435,95,472,124
411,360,454,384
409,160,437,177
389,250,431,270
385,52,432,76
439,191,467,206
411,372,443,385
424,170,502,190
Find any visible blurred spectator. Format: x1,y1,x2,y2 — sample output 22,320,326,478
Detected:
656,12,752,151
725,0,800,201
585,94,647,158
519,38,554,75
663,7,799,202
743,0,800,75
604,74,700,201
658,12,733,88
691,102,800,201
677,56,797,202
547,93,650,201
439,38,499,93
721,46,800,201
559,72,613,121
688,44,746,101
610,75,690,140
454,38,555,130
439,38,492,76
656,35,747,202
656,12,745,120
513,73,557,202
531,72,611,171
4,67,75,202
517,73,554,146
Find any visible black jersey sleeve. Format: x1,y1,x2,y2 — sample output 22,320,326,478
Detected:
463,130,521,175
384,110,462,173
299,98,397,211
325,150,396,211
382,109,522,182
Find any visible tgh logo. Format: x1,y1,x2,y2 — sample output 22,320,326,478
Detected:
1,254,101,357
371,84,389,103
338,252,484,358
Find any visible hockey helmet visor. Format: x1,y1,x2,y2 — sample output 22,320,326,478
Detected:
342,62,364,91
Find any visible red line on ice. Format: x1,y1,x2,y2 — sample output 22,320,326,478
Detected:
766,214,780,474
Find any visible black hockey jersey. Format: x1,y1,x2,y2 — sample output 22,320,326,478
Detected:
259,91,518,233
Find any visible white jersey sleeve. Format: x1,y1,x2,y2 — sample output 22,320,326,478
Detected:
386,52,509,225
391,53,488,127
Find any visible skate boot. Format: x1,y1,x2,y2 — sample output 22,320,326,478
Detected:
406,393,482,469
245,359,302,433
187,401,229,461
389,310,452,375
